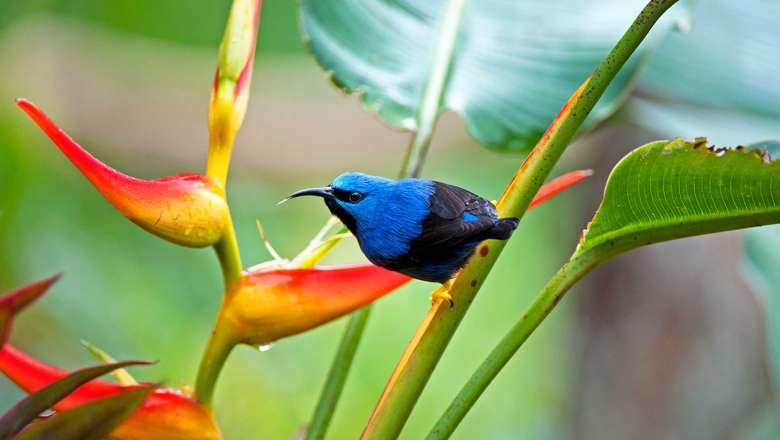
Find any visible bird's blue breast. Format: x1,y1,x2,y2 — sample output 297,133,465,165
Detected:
356,180,435,261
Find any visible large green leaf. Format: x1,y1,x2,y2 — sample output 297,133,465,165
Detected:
0,361,150,439
14,387,152,440
630,0,780,144
576,139,780,259
299,0,689,152
640,0,780,122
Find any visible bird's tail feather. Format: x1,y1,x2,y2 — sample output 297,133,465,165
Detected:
486,218,520,240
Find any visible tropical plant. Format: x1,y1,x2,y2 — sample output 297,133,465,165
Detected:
1,0,778,439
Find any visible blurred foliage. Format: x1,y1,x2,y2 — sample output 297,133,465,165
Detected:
0,0,302,54
300,0,688,152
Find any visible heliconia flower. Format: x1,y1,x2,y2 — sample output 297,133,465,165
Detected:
207,0,262,183
0,345,222,440
222,263,410,346
16,99,229,248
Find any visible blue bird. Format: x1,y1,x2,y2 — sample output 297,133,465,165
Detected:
283,172,519,305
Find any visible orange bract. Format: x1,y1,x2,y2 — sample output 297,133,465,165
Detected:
223,263,411,346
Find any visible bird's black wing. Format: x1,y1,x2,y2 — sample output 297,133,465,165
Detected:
412,181,499,250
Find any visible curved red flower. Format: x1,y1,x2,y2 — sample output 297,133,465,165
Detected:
16,99,228,248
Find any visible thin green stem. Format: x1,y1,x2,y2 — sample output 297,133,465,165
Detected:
398,0,464,178
214,215,243,288
305,307,373,440
361,1,680,438
426,252,598,439
303,0,466,435
194,312,240,407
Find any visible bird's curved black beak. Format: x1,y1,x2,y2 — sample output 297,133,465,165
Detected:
277,186,334,205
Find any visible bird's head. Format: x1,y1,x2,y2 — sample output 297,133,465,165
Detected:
282,172,395,233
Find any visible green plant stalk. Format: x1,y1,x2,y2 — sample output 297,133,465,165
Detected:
194,0,257,406
398,0,465,178
305,307,373,440
194,310,241,406
214,215,243,288
361,1,680,438
303,0,466,436
426,251,598,439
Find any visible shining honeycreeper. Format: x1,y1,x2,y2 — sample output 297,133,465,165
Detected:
283,172,519,304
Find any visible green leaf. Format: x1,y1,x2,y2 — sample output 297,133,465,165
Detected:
0,360,151,439
299,0,688,152
576,138,780,259
14,386,153,440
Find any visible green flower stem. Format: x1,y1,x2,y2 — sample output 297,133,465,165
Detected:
304,0,466,435
361,1,680,438
398,0,465,178
426,252,598,439
194,311,240,407
195,0,259,407
305,307,373,440
214,215,243,288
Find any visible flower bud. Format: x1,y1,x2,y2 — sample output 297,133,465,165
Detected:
207,0,262,183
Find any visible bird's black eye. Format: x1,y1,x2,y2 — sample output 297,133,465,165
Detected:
348,192,362,203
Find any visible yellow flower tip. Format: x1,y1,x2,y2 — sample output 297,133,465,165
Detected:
207,0,261,173
222,263,410,346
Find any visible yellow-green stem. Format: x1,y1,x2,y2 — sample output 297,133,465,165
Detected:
425,252,598,438
214,215,243,288
194,310,240,406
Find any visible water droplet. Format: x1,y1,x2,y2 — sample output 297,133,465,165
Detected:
258,344,273,352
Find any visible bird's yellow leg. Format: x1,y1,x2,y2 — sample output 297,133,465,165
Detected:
430,278,455,307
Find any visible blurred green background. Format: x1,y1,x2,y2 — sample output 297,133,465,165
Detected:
0,1,778,439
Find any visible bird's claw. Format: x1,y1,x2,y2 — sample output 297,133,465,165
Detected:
430,288,454,308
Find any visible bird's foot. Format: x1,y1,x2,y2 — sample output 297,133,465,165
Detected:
430,283,454,307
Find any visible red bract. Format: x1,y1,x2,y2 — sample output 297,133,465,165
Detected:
223,263,411,345
0,275,60,344
529,169,592,209
0,345,221,440
16,99,229,248
0,277,221,439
